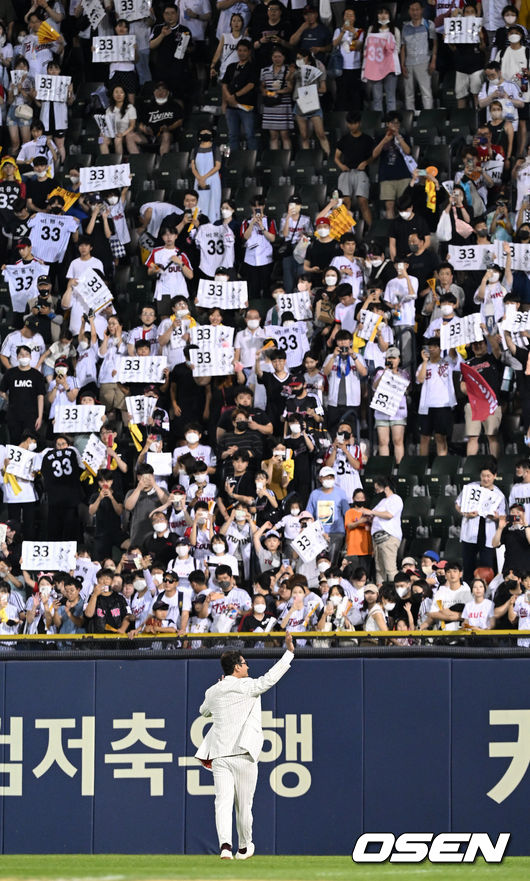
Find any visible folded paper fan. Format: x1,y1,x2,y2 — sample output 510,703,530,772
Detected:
37,21,60,44
328,203,356,241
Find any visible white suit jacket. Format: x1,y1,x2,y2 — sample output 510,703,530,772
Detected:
195,650,294,763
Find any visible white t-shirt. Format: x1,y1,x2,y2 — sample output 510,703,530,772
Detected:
462,598,494,629
431,583,472,630
140,201,181,238
370,492,403,540
416,357,457,413
234,327,266,368
329,256,365,299
513,594,530,646
384,275,418,327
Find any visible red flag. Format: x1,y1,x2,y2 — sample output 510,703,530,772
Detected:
461,362,498,421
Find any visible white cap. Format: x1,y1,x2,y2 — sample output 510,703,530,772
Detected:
319,466,335,478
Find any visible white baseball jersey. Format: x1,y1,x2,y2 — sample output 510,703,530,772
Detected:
513,595,530,647
17,135,56,175
28,213,78,262
195,222,236,276
0,330,45,368
3,259,47,312
66,255,105,334
139,201,181,238
384,275,418,327
329,256,365,299
157,316,191,368
145,246,192,299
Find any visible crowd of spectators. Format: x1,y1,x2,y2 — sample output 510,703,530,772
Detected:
0,0,528,648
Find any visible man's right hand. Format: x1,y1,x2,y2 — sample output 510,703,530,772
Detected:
285,631,295,653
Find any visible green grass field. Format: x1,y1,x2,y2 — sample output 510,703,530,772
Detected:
0,855,527,881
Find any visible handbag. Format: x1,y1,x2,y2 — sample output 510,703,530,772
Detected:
274,214,300,260
293,234,310,264
296,83,320,115
15,104,33,122
373,530,391,545
327,46,344,79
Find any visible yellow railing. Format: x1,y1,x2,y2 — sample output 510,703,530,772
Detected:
0,630,528,641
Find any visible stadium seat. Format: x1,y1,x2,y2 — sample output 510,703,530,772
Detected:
265,184,295,214
431,496,457,539
97,154,124,166
442,537,462,560
397,455,430,477
299,183,327,208
223,150,258,189
291,148,324,185
64,153,92,170
401,496,432,539
420,145,451,178
460,455,494,485
395,473,420,498
361,110,383,136
407,536,442,560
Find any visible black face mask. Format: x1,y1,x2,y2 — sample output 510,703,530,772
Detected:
235,421,247,431
353,501,365,507
519,232,530,241
199,133,212,142
218,581,231,591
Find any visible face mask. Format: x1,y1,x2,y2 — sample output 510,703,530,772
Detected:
218,580,231,591
186,431,200,444
176,546,188,558
396,586,408,598
508,33,520,42
28,441,37,451
235,511,246,521
322,478,334,488
505,15,517,24
0,34,6,47
441,304,453,316
256,480,265,490
153,522,167,533
155,96,169,104
133,579,146,590
247,319,260,329
106,196,119,206
317,227,330,238
40,585,51,598
236,421,247,431
317,561,329,573
254,603,266,613
290,424,301,435
370,258,382,267
18,36,25,44
409,243,419,253
69,174,79,184
283,320,295,328
273,449,285,458
330,595,341,607
378,17,390,25
212,543,225,554
491,111,503,119
325,275,337,286
399,210,412,220
489,77,499,85
296,59,304,68
385,602,395,611
176,308,188,318
291,507,300,516
288,202,299,211
195,474,208,484
78,341,88,351
221,208,233,219
490,272,500,283
152,573,164,585
18,357,30,367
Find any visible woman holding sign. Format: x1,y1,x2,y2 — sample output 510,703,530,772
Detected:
372,347,409,464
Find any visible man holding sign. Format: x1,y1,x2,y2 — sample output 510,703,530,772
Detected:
455,461,506,583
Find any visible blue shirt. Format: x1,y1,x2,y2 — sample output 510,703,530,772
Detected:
307,486,349,534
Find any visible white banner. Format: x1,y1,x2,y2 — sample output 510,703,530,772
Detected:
174,31,190,60
125,395,157,424
495,241,530,272
483,158,504,186
146,452,172,475
79,163,131,193
190,347,235,377
35,74,71,102
277,291,312,321
358,310,382,342
447,244,495,270
2,263,49,312
196,279,248,310
5,446,35,481
0,524,6,547
114,0,150,21
54,405,105,434
117,355,167,384
94,113,116,139
440,313,483,350
81,433,107,474
444,16,482,43
267,325,309,368
75,268,113,314
370,371,409,417
22,541,77,571
10,70,26,86
296,84,320,115
91,34,136,63
501,308,530,333
81,0,105,28
189,324,234,349
290,521,328,563
460,484,501,518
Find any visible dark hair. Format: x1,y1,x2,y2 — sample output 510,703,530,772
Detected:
215,564,232,578
136,463,155,476
220,650,244,675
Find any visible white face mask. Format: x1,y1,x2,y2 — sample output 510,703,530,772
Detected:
422,564,433,575
176,546,188,557
247,318,260,329
370,258,383,267
296,58,304,68
186,431,200,444
396,586,408,598
325,275,338,286
399,210,412,220
491,111,503,118
508,33,520,42
505,15,517,24
176,308,188,318
336,433,345,442
28,441,37,451
18,357,30,367
291,507,300,516
69,174,80,184
317,561,329,573
256,480,265,490
36,171,47,179
195,474,208,484
290,424,301,435
254,603,266,613
378,16,389,25
283,320,295,328
440,304,453,316
221,207,233,219
155,96,169,104
385,602,395,611
106,196,119,206
317,227,330,238
235,511,246,521
133,579,146,590
153,522,167,533
212,543,225,554
330,594,341,607
322,478,334,488
489,271,500,283
17,36,25,44
152,573,164,585
489,77,499,85
40,585,51,598
78,341,88,351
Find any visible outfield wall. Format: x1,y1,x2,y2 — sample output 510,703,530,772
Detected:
0,657,527,855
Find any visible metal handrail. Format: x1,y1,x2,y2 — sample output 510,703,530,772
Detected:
0,629,528,641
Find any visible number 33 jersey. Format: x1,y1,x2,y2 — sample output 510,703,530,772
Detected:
40,446,84,505
28,213,79,263
195,222,235,276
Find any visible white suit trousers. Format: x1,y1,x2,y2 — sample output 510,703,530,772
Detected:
211,753,258,849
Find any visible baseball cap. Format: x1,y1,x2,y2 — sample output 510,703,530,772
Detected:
401,556,416,569
37,275,51,286
362,583,379,594
175,536,189,546
316,217,331,227
16,237,31,249
154,80,169,89
433,560,448,570
299,510,313,520
24,316,39,330
423,550,440,562
386,346,400,359
265,530,281,539
319,466,335,478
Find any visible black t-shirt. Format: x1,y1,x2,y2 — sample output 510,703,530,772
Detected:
493,585,522,629
336,132,375,170
40,447,83,505
305,239,339,271
282,392,319,420
218,430,264,464
406,249,440,292
390,213,430,257
466,354,502,397
88,488,124,534
25,177,55,211
223,60,259,108
87,591,128,632
220,470,256,506
0,367,46,418
143,532,179,567
256,371,292,430
150,24,192,71
0,180,24,225
500,526,530,573
139,98,183,134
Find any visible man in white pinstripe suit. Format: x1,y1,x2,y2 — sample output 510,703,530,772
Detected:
196,632,295,859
